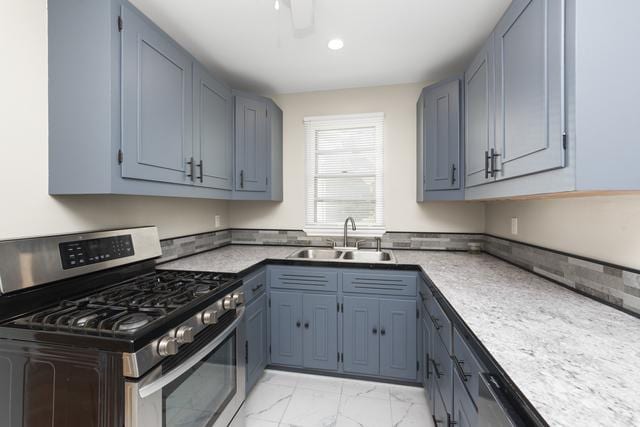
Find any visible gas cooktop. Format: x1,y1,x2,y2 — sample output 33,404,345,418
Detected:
9,270,237,336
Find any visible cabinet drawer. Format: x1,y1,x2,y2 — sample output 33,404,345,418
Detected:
453,365,479,427
270,266,338,292
432,332,453,415
342,270,417,296
244,268,267,304
427,297,452,355
453,328,484,405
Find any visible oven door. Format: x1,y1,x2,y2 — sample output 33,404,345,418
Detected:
125,307,246,427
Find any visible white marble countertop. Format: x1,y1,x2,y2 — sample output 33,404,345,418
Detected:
158,245,640,427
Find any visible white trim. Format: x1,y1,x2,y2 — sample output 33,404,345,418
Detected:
303,226,386,238
304,112,384,123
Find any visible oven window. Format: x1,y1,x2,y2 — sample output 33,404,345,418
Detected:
163,333,237,427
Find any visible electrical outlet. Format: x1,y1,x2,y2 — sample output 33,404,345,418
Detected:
215,215,221,228
511,217,518,235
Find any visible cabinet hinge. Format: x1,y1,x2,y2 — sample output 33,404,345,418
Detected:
266,177,268,185
337,352,340,362
562,133,568,150
245,341,249,364
117,149,123,164
269,345,271,354
337,302,340,312
117,16,123,32
341,303,344,312
417,360,420,371
416,308,420,319
268,298,271,307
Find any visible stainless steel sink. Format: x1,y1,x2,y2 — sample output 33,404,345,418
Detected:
287,248,396,264
342,251,394,262
288,249,343,259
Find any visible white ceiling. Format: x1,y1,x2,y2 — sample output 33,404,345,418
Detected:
129,0,511,95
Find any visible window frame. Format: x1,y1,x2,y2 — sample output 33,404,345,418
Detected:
303,112,385,237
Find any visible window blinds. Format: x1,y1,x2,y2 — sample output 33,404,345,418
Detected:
304,113,384,235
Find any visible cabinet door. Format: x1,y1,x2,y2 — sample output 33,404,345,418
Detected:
193,64,233,190
453,371,478,427
270,292,303,367
379,299,417,381
494,0,564,180
235,96,267,192
246,294,267,393
343,296,380,376
432,333,453,415
302,294,338,371
121,5,193,185
425,79,461,191
465,37,495,187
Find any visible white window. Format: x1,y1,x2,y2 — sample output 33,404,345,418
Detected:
304,113,384,236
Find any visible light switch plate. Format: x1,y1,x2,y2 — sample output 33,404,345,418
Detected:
511,217,518,235
215,215,221,228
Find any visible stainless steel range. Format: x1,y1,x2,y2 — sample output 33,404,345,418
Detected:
0,227,246,427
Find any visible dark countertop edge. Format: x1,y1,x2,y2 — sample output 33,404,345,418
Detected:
163,246,545,426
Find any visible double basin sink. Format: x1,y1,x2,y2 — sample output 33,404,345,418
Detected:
287,248,396,264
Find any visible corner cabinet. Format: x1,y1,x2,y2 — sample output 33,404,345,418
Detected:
463,0,640,199
48,0,282,201
417,77,464,201
233,93,284,201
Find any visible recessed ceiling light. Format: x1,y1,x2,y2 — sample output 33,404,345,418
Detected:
274,0,280,10
328,39,344,50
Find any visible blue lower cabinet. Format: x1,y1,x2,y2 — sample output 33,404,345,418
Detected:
246,293,268,392
380,299,418,381
303,294,338,371
343,296,380,376
453,369,478,427
270,291,303,366
433,388,451,427
432,332,453,415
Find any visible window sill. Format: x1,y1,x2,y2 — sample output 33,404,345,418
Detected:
303,227,386,238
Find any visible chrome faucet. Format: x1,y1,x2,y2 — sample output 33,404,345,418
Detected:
343,217,357,247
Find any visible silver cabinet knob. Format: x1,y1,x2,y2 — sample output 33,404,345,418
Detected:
222,295,236,310
233,292,245,305
175,326,195,344
157,336,179,356
202,309,219,325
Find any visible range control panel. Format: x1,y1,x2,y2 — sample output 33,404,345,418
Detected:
59,235,134,269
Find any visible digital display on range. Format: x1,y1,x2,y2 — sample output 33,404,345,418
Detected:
59,235,134,269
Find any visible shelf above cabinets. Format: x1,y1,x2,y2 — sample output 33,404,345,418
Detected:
48,0,282,201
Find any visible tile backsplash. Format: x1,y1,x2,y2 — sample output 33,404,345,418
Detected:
158,228,640,316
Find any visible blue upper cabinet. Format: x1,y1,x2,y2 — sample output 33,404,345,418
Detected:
193,63,233,190
234,95,268,193
48,0,283,200
493,0,565,181
464,37,495,188
120,4,193,186
417,77,464,201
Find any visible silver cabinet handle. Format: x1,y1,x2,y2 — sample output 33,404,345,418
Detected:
138,307,245,399
490,148,501,175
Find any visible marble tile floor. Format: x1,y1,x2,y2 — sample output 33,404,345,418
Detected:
242,369,434,427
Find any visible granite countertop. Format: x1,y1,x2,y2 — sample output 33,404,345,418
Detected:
159,245,640,427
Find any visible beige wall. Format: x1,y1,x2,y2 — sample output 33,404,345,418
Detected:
230,84,486,232
0,1,227,241
485,195,640,269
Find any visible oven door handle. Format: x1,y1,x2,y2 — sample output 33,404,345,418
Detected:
138,307,245,399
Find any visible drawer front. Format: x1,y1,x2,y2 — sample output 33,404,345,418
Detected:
432,332,453,415
244,268,267,304
453,328,484,405
342,270,417,296
270,266,338,292
453,365,479,427
427,297,452,355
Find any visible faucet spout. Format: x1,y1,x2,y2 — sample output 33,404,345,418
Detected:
343,217,357,247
